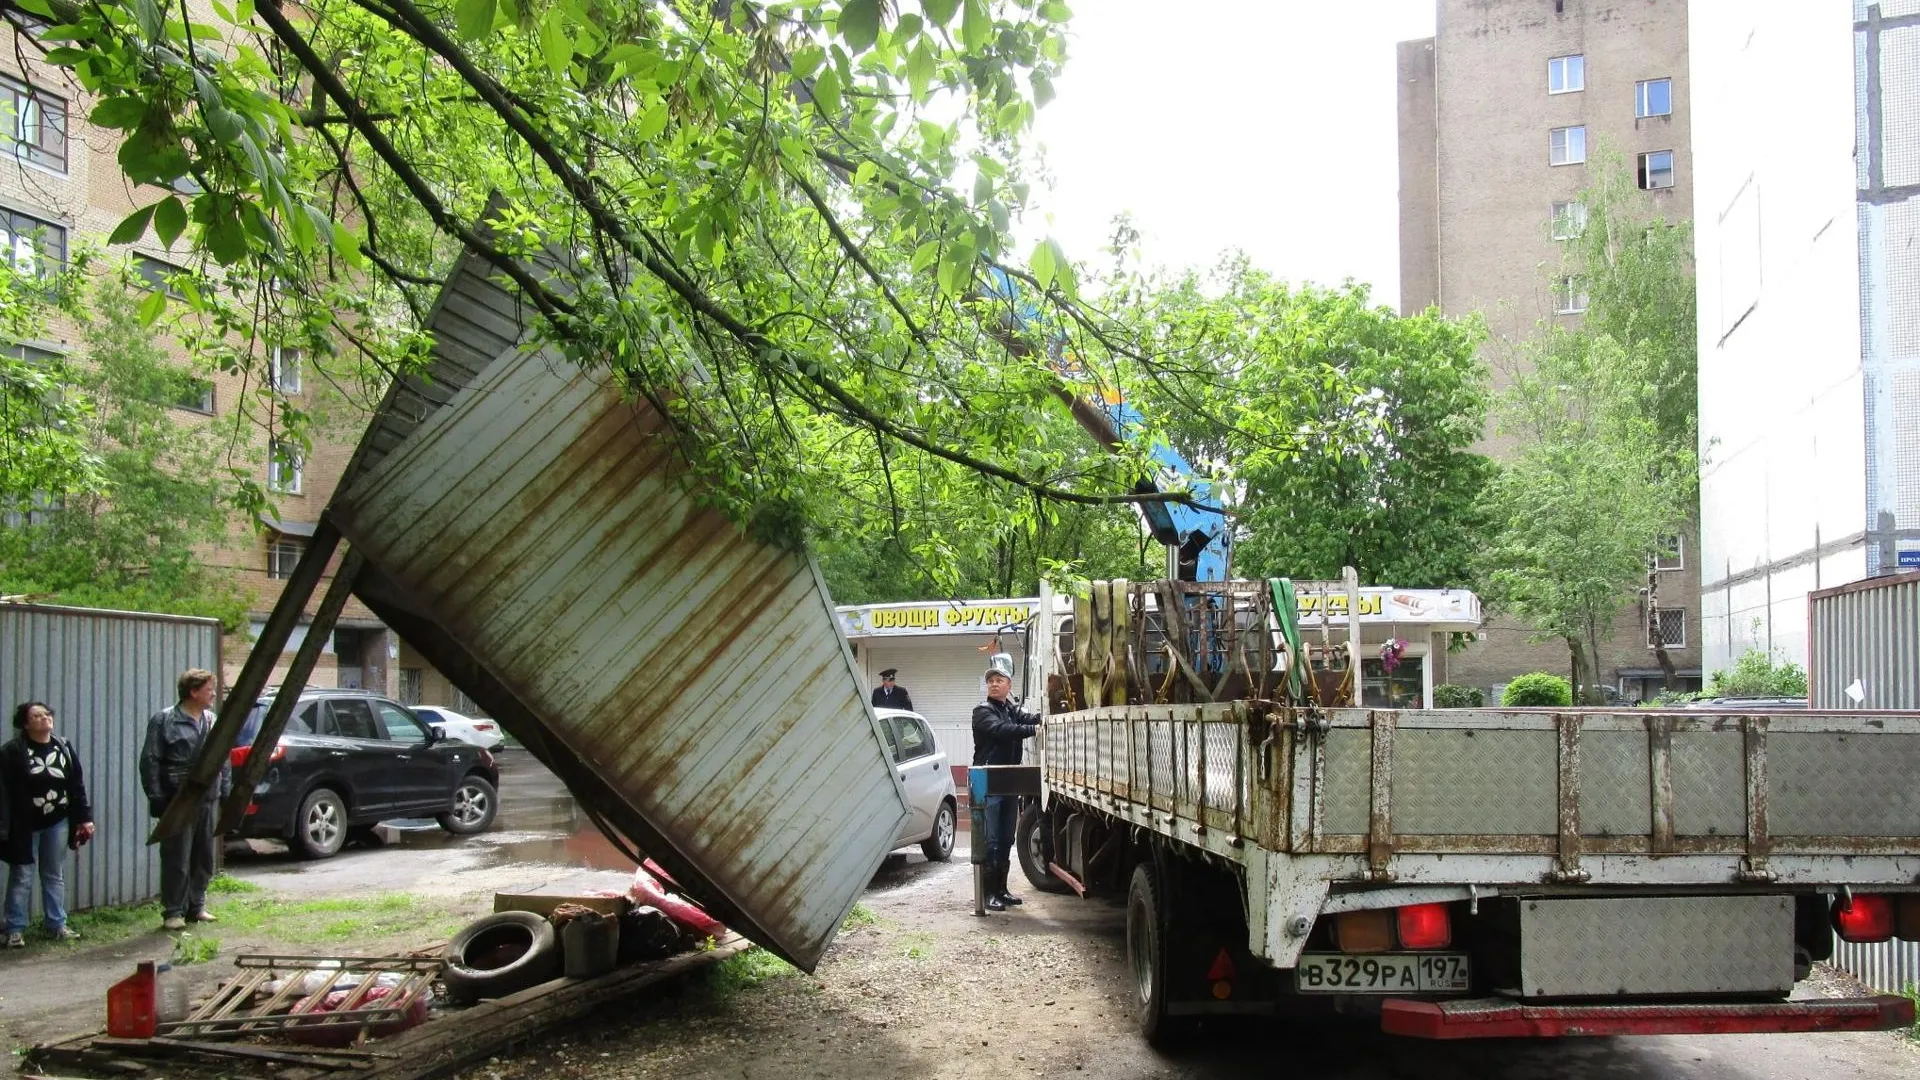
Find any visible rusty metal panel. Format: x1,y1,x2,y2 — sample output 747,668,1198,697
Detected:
329,342,909,972
1392,728,1556,835
1769,731,1920,836
1669,729,1747,837
1809,571,1920,709
0,603,221,912
1581,730,1652,836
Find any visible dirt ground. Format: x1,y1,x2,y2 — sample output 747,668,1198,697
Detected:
448,854,1920,1080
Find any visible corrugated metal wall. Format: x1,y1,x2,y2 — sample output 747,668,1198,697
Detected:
1834,937,1920,994
1808,573,1920,709
0,604,222,913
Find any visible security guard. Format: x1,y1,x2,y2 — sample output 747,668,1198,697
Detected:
871,669,914,712
971,653,1039,912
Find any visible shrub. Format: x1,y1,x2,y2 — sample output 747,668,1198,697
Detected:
1502,672,1573,707
1707,648,1809,699
1432,683,1483,709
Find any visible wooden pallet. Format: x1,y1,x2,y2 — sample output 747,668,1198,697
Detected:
161,953,443,1039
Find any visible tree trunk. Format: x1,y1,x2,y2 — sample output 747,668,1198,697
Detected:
1567,636,1587,704
1647,567,1678,693
1586,617,1607,706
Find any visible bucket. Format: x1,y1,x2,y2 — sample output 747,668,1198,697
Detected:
561,912,620,978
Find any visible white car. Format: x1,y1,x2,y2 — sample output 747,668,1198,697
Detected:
412,706,506,751
874,708,957,861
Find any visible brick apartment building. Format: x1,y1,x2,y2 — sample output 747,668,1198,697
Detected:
1398,0,1703,703
2,10,469,711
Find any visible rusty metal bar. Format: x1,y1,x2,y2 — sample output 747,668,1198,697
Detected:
1741,716,1774,882
1366,710,1396,880
1648,715,1676,854
1307,715,1327,852
1551,713,1588,883
1231,700,1245,843
1195,707,1209,833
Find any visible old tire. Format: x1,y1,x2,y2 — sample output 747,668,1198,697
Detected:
442,911,562,1004
1016,802,1072,894
292,787,347,860
438,775,498,836
921,800,956,862
1127,860,1192,1047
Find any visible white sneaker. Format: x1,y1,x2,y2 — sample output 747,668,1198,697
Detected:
4,932,23,948
162,916,187,932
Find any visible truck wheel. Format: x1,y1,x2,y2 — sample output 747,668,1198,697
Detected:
1127,860,1193,1047
1016,802,1072,894
292,787,347,859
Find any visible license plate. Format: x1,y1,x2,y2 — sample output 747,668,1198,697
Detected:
1294,953,1471,994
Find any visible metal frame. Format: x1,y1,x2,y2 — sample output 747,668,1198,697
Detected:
162,954,442,1039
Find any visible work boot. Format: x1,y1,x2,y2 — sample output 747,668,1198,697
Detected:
983,867,1006,913
996,865,1023,906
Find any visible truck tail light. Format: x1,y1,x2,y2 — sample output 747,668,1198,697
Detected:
1898,895,1920,942
1207,948,1235,999
1834,894,1895,943
1334,910,1393,954
1397,903,1453,950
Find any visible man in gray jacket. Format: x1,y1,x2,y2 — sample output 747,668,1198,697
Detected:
141,669,230,931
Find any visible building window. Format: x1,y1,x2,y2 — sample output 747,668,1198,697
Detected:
1638,150,1676,190
268,438,303,494
1548,55,1584,94
1549,125,1587,166
266,535,306,579
1649,607,1686,649
398,668,424,706
1651,533,1684,572
1551,201,1588,241
1555,276,1589,315
0,208,67,277
172,375,215,414
1,74,66,173
133,255,187,299
270,346,303,394
1636,77,1673,119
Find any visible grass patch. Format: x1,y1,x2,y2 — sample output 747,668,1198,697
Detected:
696,947,795,1004
55,888,461,954
68,900,165,946
207,874,262,895
170,933,220,965
900,931,933,961
1902,983,1919,1042
840,903,877,933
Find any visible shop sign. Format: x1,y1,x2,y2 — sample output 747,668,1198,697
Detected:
840,601,1036,637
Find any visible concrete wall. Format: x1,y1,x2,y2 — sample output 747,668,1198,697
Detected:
1690,2,1866,672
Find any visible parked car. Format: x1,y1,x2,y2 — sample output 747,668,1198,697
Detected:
234,688,501,859
411,706,505,751
874,708,956,861
1681,696,1810,710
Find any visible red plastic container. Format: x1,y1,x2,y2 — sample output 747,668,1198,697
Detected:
107,961,158,1038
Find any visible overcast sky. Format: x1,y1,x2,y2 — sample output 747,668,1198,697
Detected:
1023,1,1438,310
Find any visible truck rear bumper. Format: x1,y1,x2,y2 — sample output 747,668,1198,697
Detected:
1380,996,1916,1039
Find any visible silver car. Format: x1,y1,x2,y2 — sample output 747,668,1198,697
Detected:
874,708,957,861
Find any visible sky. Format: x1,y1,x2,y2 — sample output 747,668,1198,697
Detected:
1022,1,1438,311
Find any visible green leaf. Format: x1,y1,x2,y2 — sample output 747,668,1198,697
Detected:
455,0,496,40
854,159,877,186
894,12,923,39
1031,70,1055,108
905,41,935,100
236,0,255,21
1039,1,1072,22
937,237,974,297
137,289,168,326
972,169,992,205
332,221,366,271
109,204,156,246
153,196,187,248
911,239,940,274
89,98,148,131
540,10,572,74
635,101,670,142
812,67,843,115
203,202,248,264
1029,237,1056,290
924,0,959,26
838,0,881,55
788,45,825,82
961,0,991,50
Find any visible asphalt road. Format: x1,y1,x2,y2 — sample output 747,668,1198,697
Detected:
222,750,1919,1079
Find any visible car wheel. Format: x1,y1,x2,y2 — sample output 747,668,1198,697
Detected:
293,787,347,860
442,911,562,1003
921,800,956,862
1016,801,1072,893
438,775,498,835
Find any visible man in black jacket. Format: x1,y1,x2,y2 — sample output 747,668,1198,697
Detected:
871,669,913,712
971,654,1038,912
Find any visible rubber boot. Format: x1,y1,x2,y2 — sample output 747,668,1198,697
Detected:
984,866,1006,913
997,864,1023,906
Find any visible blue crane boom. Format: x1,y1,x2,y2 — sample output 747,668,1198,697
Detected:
985,269,1230,581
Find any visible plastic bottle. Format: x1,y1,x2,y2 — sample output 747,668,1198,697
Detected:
155,962,189,1024
106,962,158,1038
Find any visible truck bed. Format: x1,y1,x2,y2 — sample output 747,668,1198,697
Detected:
1039,703,1920,963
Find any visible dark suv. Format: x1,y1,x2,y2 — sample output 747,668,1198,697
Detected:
232,688,501,858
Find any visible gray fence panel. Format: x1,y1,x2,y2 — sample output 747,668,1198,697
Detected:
1833,937,1920,994
1809,573,1920,710
0,604,222,915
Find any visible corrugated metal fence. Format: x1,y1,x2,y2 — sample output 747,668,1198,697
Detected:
1809,571,1920,992
0,603,222,914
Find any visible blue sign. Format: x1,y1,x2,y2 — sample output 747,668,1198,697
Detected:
1899,548,1920,569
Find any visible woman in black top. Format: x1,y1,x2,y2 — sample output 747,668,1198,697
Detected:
2,702,95,947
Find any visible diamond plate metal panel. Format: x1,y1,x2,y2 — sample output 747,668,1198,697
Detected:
1518,896,1795,997
1670,732,1746,837
1394,729,1556,835
1770,732,1920,836
1323,728,1371,835
1581,730,1651,836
